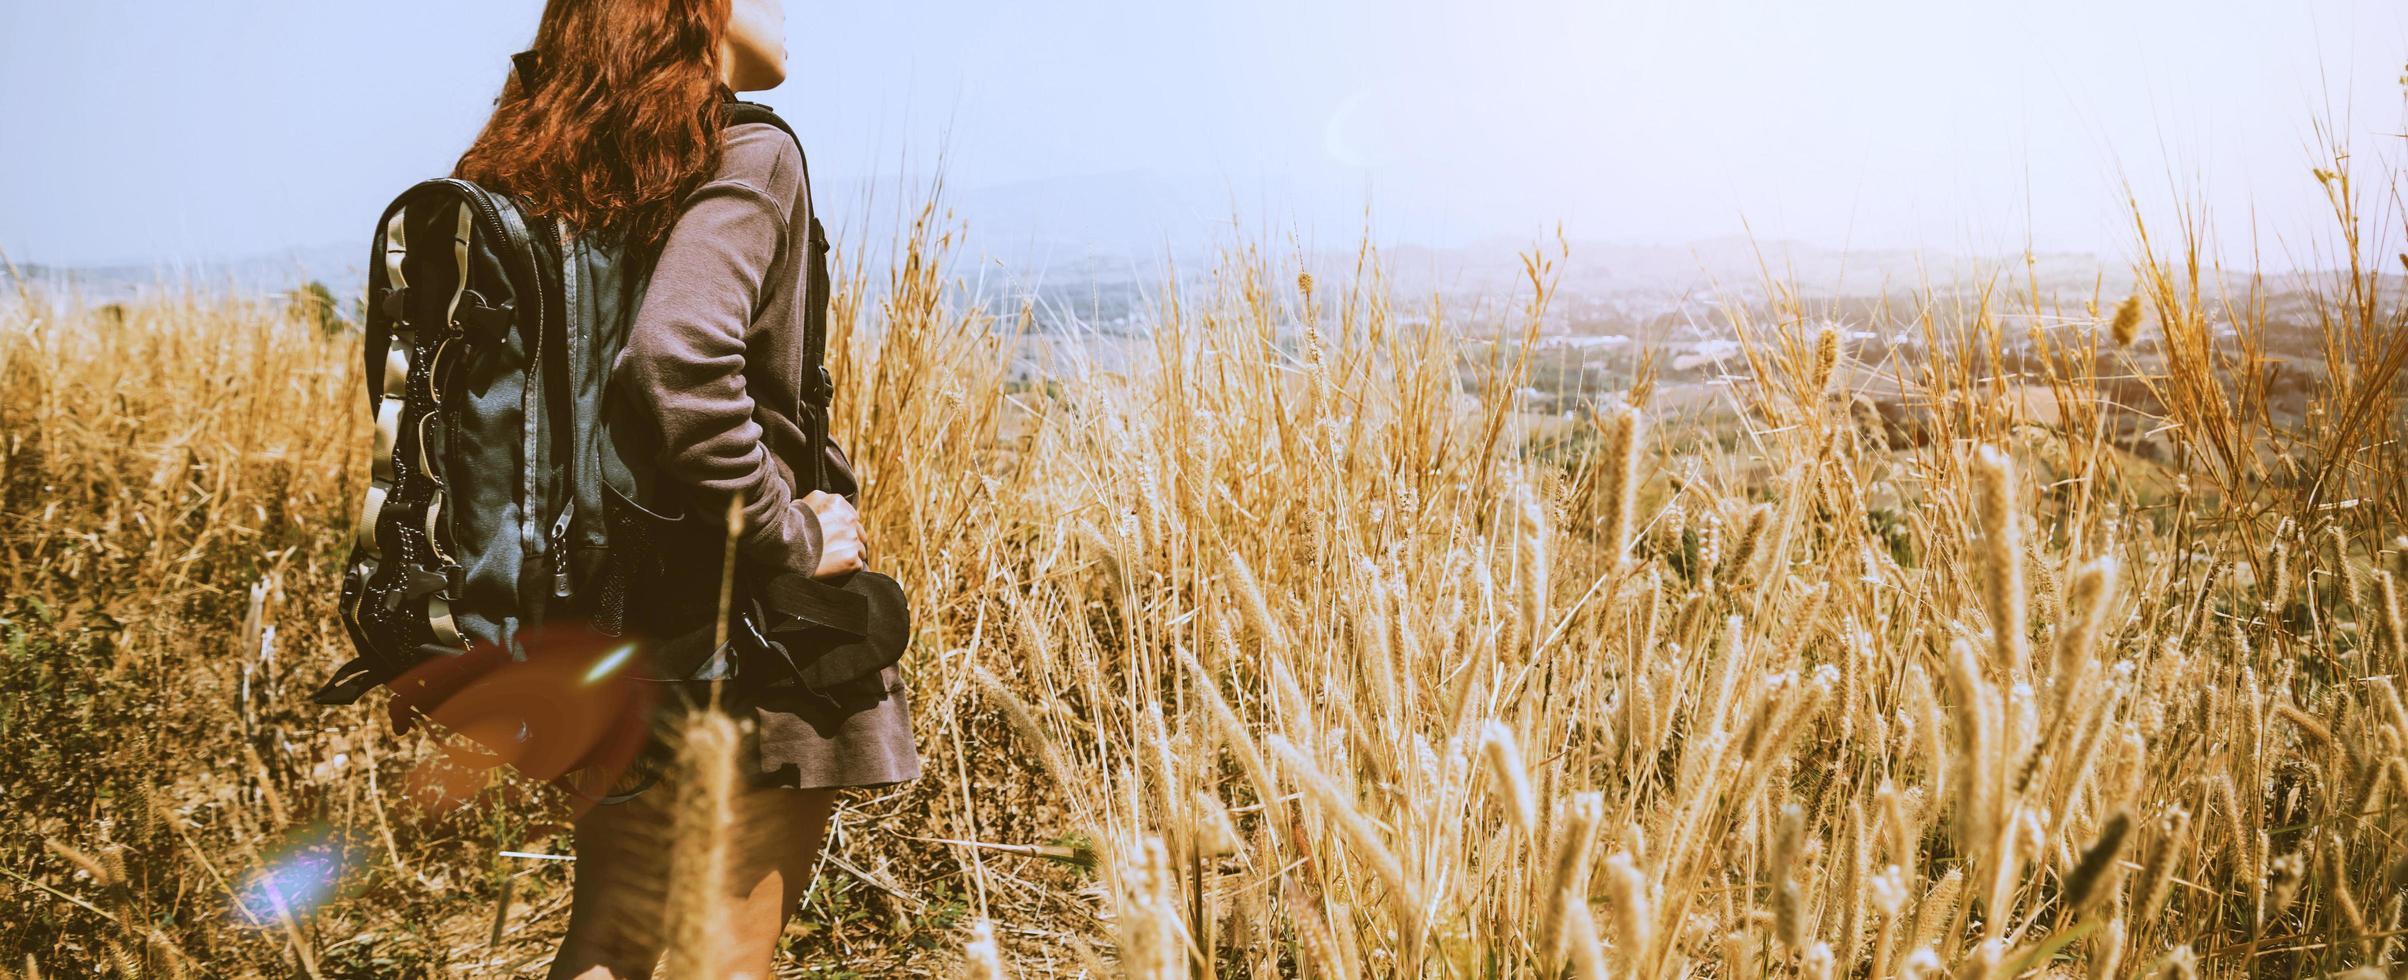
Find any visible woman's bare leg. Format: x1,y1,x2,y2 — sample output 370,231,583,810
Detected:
718,786,842,979
545,783,841,980
546,788,674,979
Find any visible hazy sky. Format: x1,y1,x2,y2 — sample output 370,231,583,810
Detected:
3,0,2404,268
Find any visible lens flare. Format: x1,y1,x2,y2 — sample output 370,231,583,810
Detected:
232,827,349,925
383,623,659,819
582,643,638,685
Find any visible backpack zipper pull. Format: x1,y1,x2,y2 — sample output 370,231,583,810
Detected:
550,502,575,599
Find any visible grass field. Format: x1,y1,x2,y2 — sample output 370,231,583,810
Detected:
5,146,2408,977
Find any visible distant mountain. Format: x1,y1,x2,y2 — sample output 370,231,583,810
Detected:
7,242,368,305
16,169,2394,344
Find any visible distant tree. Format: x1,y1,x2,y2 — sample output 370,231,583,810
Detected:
289,280,352,336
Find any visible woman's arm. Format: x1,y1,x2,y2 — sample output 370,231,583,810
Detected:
614,173,824,578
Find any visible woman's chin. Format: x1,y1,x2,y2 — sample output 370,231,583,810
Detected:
738,65,787,93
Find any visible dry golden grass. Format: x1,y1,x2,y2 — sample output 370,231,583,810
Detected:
4,143,2408,978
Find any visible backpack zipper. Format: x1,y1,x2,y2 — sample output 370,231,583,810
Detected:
550,221,581,602
550,501,575,599
432,179,547,567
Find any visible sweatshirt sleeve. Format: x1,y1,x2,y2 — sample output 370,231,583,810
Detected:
614,171,825,579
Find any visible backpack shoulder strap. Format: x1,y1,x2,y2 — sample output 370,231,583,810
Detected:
722,100,813,203
718,99,839,491
722,100,796,141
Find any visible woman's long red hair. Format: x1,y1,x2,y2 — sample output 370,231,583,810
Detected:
454,0,733,251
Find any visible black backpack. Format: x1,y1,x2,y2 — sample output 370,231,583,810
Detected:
313,101,908,751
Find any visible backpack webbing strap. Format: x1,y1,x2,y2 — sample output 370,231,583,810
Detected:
720,101,830,395
755,571,871,636
721,99,839,494
362,208,411,558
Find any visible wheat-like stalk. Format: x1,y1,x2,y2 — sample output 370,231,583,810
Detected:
2052,557,2119,705
1479,720,1538,836
1943,639,2002,864
1596,848,1652,972
2108,294,2143,346
963,918,1006,979
1769,801,1809,951
1536,792,1604,964
2135,806,2193,923
1595,404,1643,567
1265,734,1419,919
1973,446,2030,684
1512,475,1550,644
1115,836,1190,980
662,710,740,980
2061,810,2132,913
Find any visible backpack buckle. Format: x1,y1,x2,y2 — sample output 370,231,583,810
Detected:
453,289,514,340
378,286,412,326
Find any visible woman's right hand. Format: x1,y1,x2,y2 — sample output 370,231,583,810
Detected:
803,490,866,578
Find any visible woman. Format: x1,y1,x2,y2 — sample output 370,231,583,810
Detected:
450,1,920,976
